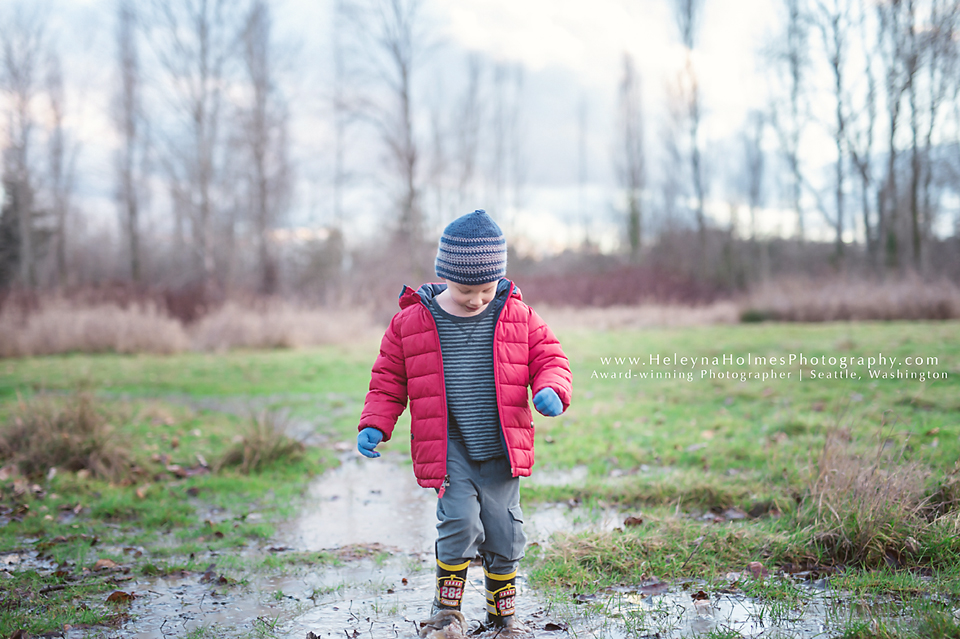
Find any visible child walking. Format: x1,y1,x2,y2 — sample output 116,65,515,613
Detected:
356,210,572,631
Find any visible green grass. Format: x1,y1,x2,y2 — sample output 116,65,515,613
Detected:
0,385,341,635
2,321,959,635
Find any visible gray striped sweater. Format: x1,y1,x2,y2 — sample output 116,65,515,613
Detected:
428,295,506,461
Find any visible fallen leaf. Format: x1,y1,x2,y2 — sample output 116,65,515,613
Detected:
574,593,598,603
187,487,201,497
544,622,568,631
746,561,768,578
136,486,149,500
166,464,187,478
691,590,709,601
401,577,408,585
623,516,644,527
106,590,136,604
94,559,118,571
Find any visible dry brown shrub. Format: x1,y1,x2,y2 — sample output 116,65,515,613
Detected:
743,276,960,322
189,302,376,351
0,296,377,357
536,302,740,331
216,410,305,474
0,300,189,357
799,429,930,566
0,393,133,482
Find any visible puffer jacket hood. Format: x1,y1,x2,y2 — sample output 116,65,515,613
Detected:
359,278,571,490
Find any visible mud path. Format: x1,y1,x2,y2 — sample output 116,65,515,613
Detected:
104,452,844,638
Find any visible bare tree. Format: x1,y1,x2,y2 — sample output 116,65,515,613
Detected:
768,0,811,242
741,111,766,241
916,0,958,267
331,0,356,233
506,67,526,231
239,0,291,294
145,0,244,288
741,110,768,279
905,0,923,269
114,0,149,284
615,52,645,260
0,4,46,289
671,0,708,252
659,87,686,233
45,47,77,288
577,94,591,246
876,0,911,268
812,0,854,259
454,54,483,215
425,91,447,228
485,62,525,232
341,0,430,255
846,0,879,262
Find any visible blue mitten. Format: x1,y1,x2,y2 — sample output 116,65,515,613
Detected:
533,387,563,417
357,427,383,458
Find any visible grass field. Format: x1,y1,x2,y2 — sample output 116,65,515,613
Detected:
1,320,959,636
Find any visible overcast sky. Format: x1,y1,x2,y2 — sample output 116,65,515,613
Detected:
22,0,844,254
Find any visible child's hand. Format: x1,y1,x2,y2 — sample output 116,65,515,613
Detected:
357,427,384,458
533,388,563,417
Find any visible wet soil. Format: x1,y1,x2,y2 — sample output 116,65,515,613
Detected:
2,413,902,638
79,453,859,639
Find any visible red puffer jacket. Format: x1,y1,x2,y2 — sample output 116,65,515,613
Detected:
359,279,572,491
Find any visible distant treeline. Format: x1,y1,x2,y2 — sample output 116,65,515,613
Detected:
0,0,959,301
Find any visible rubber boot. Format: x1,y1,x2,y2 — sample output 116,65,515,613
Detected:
484,567,517,628
431,558,469,615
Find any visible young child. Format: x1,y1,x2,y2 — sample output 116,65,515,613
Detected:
356,209,572,630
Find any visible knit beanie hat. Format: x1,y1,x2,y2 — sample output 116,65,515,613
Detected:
435,210,507,285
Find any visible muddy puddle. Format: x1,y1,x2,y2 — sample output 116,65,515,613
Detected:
73,452,891,638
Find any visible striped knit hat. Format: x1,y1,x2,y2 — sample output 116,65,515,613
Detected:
435,210,507,285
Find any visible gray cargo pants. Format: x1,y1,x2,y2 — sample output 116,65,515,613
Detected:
435,437,526,575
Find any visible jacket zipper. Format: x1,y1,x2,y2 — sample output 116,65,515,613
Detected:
419,291,450,496
491,281,518,477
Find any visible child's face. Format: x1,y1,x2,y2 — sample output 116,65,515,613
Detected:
444,280,498,315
